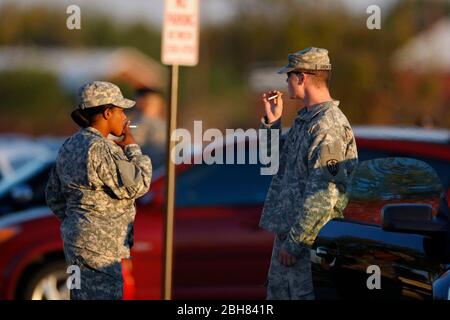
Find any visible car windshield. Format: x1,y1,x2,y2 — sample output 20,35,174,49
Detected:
0,156,52,197
0,138,56,196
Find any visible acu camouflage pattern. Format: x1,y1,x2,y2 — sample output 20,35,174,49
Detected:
45,126,152,299
277,47,332,74
77,81,135,110
260,100,358,252
260,100,358,299
64,245,123,300
266,235,314,300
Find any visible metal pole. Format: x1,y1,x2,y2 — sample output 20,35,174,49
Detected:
163,64,178,300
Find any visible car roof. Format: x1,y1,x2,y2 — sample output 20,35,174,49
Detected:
186,126,450,163
353,126,450,144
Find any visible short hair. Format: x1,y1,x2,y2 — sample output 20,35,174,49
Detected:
297,69,331,89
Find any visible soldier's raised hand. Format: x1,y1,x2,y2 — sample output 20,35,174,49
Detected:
262,90,284,124
115,120,137,149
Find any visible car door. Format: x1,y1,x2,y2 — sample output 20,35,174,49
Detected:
172,161,274,299
312,157,448,300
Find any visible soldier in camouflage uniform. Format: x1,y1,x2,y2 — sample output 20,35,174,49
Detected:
45,81,152,300
259,47,358,299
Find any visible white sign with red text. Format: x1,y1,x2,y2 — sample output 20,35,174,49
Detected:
162,0,199,66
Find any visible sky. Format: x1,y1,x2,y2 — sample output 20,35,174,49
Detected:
0,0,398,28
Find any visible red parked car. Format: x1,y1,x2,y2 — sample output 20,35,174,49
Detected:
0,126,448,299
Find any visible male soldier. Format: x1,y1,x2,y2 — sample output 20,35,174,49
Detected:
45,81,152,300
259,47,358,299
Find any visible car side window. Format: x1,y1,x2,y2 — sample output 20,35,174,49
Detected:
409,157,449,192
356,148,390,162
358,147,449,191
345,147,448,225
176,163,272,207
0,162,52,216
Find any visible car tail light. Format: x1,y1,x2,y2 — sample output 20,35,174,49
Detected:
0,227,20,244
122,259,135,300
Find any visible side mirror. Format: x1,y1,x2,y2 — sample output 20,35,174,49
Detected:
381,204,448,235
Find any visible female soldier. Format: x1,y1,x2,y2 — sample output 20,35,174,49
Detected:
45,81,152,300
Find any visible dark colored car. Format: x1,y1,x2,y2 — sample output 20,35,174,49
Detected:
0,127,448,299
312,157,450,300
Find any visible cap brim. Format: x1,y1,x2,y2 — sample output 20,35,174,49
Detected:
113,98,135,109
277,65,295,74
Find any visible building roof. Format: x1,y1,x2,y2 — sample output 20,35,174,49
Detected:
392,18,450,73
0,46,167,90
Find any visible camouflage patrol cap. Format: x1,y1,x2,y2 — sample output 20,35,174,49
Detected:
277,47,332,74
71,81,135,127
77,81,135,110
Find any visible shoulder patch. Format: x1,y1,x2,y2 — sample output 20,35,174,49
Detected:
326,159,340,176
319,141,345,182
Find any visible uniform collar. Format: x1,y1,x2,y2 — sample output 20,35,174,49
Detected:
297,100,339,122
84,126,106,138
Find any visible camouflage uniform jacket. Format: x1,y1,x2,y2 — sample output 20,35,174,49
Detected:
45,127,152,259
259,100,358,256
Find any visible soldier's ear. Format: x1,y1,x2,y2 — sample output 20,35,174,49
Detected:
298,73,306,85
102,107,113,120
294,72,302,86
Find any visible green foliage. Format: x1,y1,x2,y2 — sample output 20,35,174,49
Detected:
0,69,71,134
0,1,448,133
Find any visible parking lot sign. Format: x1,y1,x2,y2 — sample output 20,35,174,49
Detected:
162,0,199,66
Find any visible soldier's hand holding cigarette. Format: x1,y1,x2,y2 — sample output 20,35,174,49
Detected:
262,90,284,124
115,120,137,149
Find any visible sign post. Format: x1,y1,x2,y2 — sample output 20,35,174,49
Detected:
161,0,199,300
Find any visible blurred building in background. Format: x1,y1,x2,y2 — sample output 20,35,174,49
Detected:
392,18,450,128
0,46,166,91
0,46,166,134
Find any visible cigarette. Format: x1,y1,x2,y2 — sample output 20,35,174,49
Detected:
268,93,282,101
129,125,138,129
